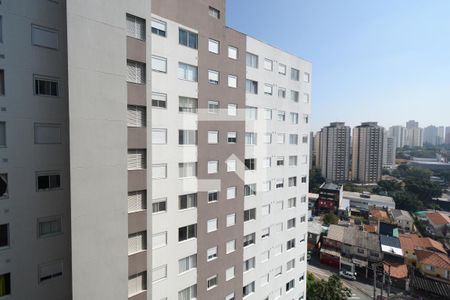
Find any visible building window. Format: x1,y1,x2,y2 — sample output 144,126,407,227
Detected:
152,231,167,249
260,273,269,286
209,6,220,19
0,224,9,248
290,112,299,124
273,244,283,256
288,176,297,187
128,272,147,297
179,254,197,274
179,28,198,49
0,174,7,199
301,215,306,223
178,224,197,242
304,93,310,103
152,92,167,108
128,191,146,213
245,106,257,120
244,208,256,221
274,266,282,277
207,275,218,290
38,217,62,238
178,284,197,300
226,293,235,300
179,130,197,145
151,19,167,37
287,238,296,250
244,257,255,271
262,181,271,192
208,70,219,85
288,197,297,208
207,218,218,233
226,160,236,172
289,134,299,145
245,132,257,145
243,281,255,297
152,198,167,213
261,227,270,239
246,79,258,94
287,218,296,229
304,72,311,83
301,176,307,183
32,24,58,49
277,110,286,121
264,84,273,95
245,158,255,170
286,279,295,292
33,123,61,144
278,63,287,75
127,105,146,128
178,162,197,178
151,164,166,180
152,55,167,73
38,260,63,283
208,39,220,54
275,178,284,189
228,75,237,88
263,133,272,144
226,213,236,227
34,75,59,96
0,70,4,95
128,231,146,255
226,266,235,281
243,233,255,247
127,61,146,84
246,53,258,68
0,273,10,297
207,246,218,261
152,265,167,282
179,193,197,210
178,63,198,81
208,131,219,144
126,14,145,40
228,103,237,116
227,132,237,144
276,157,285,166
151,18,166,37
208,191,218,203
261,251,270,263
289,156,298,166
291,68,300,81
151,128,167,145
303,114,309,124
208,100,219,113
278,87,286,98
263,109,272,120
226,240,236,254
264,59,273,71
179,97,198,113
261,204,270,216
227,187,236,199
291,90,299,102
36,172,61,191
207,160,218,174
228,46,238,59
244,184,256,196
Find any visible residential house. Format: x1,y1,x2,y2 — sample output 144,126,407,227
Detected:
426,212,450,237
390,209,414,233
320,224,345,268
399,234,446,266
308,221,323,250
416,249,450,283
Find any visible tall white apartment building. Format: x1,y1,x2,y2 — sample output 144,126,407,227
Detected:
0,0,310,299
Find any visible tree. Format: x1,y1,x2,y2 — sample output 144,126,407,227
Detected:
393,191,424,212
309,168,325,193
307,273,352,300
404,179,442,202
323,213,339,225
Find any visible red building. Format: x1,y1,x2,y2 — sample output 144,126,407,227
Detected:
320,224,345,268
316,182,343,214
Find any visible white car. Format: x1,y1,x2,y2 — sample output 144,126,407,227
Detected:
339,270,357,280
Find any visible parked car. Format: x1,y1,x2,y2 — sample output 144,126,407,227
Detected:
339,270,357,280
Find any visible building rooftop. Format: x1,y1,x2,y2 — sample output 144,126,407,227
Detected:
370,208,390,221
308,221,323,236
364,224,377,233
380,235,403,256
320,182,341,191
343,191,395,205
379,222,399,237
384,263,408,279
391,209,414,221
342,226,380,252
400,234,446,254
326,224,346,243
410,274,450,298
427,211,450,225
416,249,450,270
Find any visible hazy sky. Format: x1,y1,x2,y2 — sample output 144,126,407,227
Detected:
226,0,450,131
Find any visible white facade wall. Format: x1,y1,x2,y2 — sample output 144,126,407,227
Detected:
244,36,311,300
151,15,199,300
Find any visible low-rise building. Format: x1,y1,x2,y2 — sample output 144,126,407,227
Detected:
343,191,395,213
320,224,345,268
308,221,324,250
399,234,446,266
390,209,414,233
316,182,343,214
369,207,390,223
416,249,450,282
426,211,450,237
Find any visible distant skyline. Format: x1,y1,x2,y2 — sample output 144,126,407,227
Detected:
226,0,450,131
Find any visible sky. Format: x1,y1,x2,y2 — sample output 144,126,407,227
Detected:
226,0,450,131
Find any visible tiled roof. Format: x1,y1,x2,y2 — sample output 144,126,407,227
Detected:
399,234,446,254
416,249,450,270
370,208,389,220
364,224,377,233
384,263,408,279
326,224,346,243
427,212,450,225
410,274,450,297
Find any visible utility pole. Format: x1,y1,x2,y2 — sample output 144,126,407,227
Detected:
381,268,385,299
373,265,377,300
387,264,391,299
